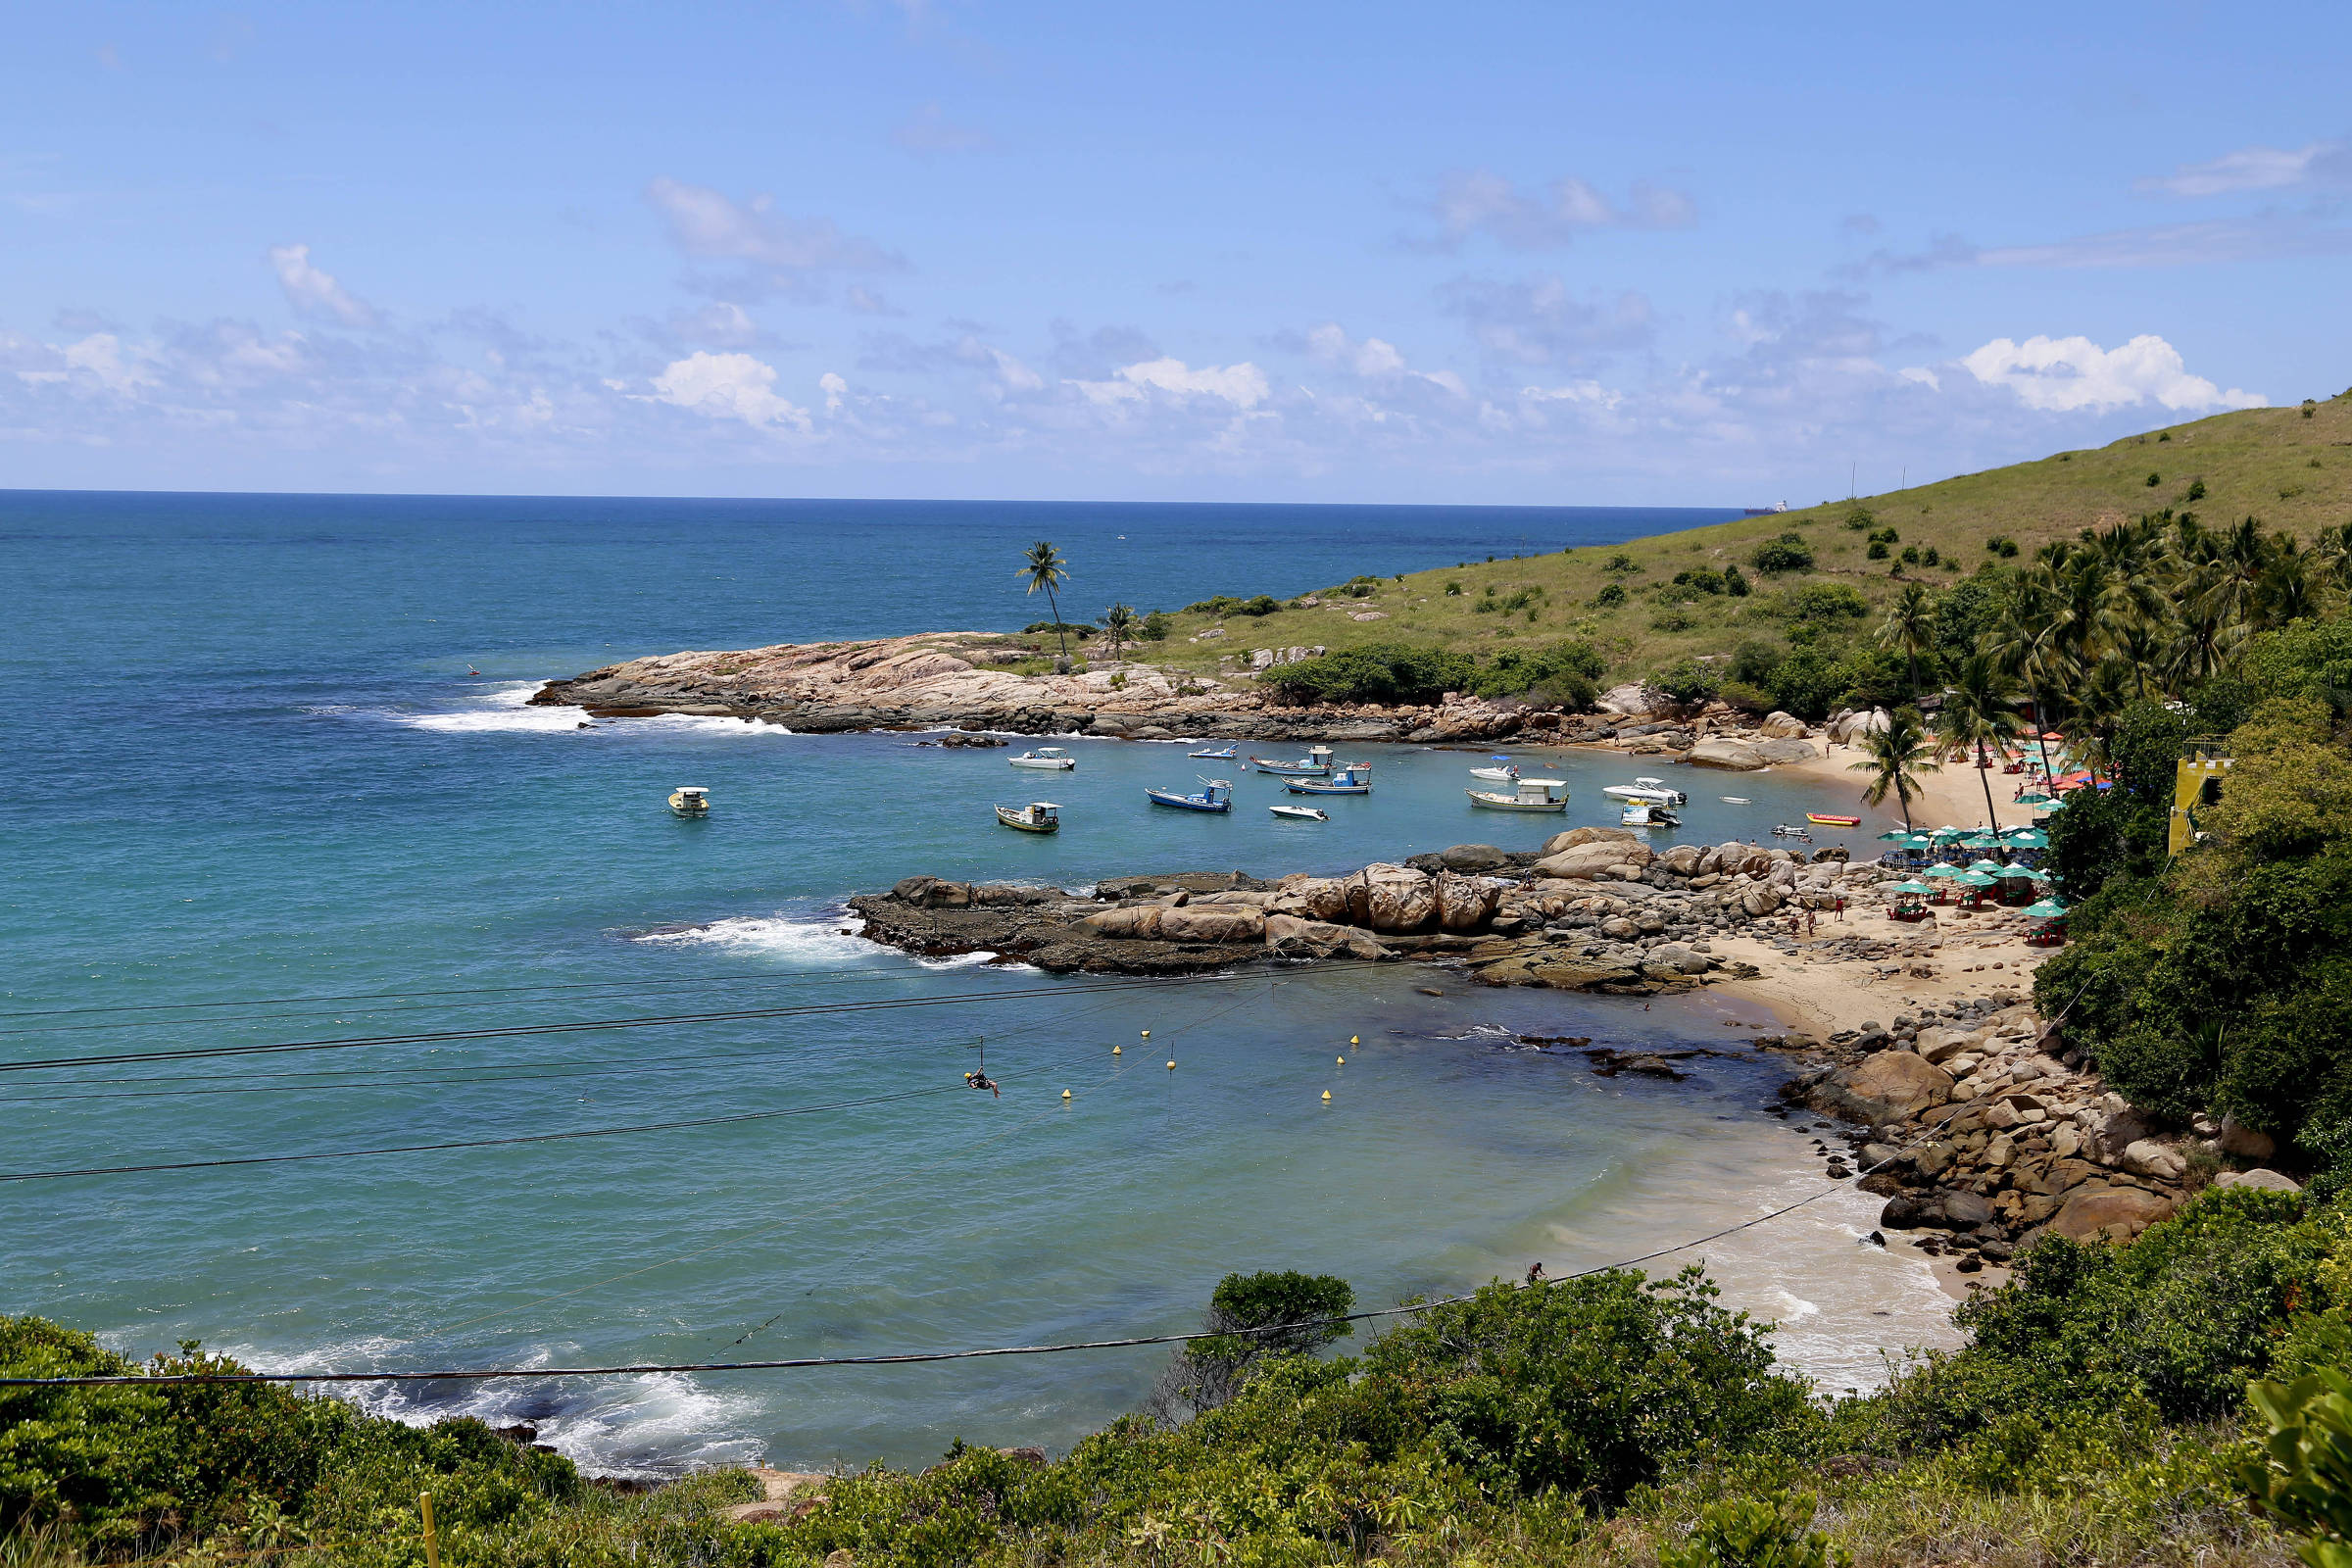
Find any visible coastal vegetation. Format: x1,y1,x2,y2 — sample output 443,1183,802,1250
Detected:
12,1184,2352,1567
1096,395,2352,714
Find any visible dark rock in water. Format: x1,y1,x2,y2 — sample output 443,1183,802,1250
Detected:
1879,1193,1933,1229
1864,1230,1886,1249
490,1423,539,1445
1438,843,1510,872
939,731,1007,748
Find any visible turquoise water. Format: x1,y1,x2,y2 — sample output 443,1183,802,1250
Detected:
0,491,1954,1474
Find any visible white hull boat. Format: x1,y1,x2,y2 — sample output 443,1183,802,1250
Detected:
1467,778,1568,812
1008,747,1076,770
1600,775,1687,807
1269,805,1329,821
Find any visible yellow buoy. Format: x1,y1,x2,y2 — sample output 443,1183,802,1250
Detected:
1061,1089,1072,1100
1321,1090,1332,1102
1166,1059,1176,1070
1112,1044,1122,1054
1140,1030,1151,1039
1349,1035,1359,1046
1337,1055,1346,1064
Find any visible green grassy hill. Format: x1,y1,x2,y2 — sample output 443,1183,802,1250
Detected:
1124,388,2352,691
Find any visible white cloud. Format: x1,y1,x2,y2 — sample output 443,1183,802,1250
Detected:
268,244,378,328
1071,357,1269,409
820,371,847,414
1437,277,1654,366
1957,334,2265,414
2136,139,2351,197
645,177,903,294
892,104,997,157
648,351,811,430
1517,380,1621,410
1422,170,1695,251
1302,323,1465,395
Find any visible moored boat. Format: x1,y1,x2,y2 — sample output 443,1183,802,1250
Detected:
1468,755,1518,782
1188,744,1239,760
1600,776,1687,807
996,801,1060,833
1008,747,1076,770
1250,745,1334,777
1269,804,1329,822
1621,802,1680,828
1147,777,1233,812
1466,777,1568,812
667,786,710,817
1285,762,1371,796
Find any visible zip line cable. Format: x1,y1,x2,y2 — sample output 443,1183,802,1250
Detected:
0,1156,1879,1388
0,964,1384,1076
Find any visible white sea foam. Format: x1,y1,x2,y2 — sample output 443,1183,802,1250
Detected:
386,682,792,737
633,910,873,965
230,1336,764,1478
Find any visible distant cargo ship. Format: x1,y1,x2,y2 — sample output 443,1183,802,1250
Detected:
1740,502,1789,516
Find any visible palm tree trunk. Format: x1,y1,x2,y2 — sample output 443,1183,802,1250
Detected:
1977,743,2000,828
1044,584,1068,660
2030,682,2055,782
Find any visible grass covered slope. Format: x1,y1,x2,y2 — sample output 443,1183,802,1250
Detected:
1129,390,2352,691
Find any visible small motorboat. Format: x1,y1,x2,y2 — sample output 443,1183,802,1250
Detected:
1469,755,1518,782
1147,777,1233,812
1771,823,1815,841
1250,745,1335,777
667,786,710,817
1269,805,1329,822
1720,796,1752,805
1467,778,1568,812
1806,812,1862,827
996,801,1060,833
1008,747,1076,770
1601,776,1688,807
1621,802,1680,828
1286,762,1371,796
1188,744,1239,760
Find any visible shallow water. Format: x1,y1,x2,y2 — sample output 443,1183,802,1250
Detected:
0,492,1952,1475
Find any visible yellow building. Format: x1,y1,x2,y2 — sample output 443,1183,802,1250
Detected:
2169,738,2231,856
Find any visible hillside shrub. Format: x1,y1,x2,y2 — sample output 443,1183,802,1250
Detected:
1750,534,1815,574
1777,583,1870,625
1261,643,1474,706
1467,641,1606,707
1595,582,1629,608
1724,564,1751,597
1139,611,1170,641
1652,659,1722,705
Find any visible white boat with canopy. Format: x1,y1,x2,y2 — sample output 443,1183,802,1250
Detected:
1466,777,1568,812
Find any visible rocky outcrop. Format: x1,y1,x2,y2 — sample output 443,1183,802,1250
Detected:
1685,737,1821,770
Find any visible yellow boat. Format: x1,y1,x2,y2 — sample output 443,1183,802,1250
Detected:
668,786,710,817
996,801,1060,833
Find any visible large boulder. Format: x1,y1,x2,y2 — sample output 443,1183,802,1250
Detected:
1433,872,1500,931
1915,1026,1982,1065
1535,841,1657,881
1345,863,1438,933
1686,739,1768,770
1158,906,1266,944
1658,844,1705,876
1758,710,1808,738
2047,1186,2175,1243
1077,906,1164,940
1277,875,1353,923
1542,825,1642,856
1437,843,1510,872
1814,1053,1954,1123
1751,737,1820,764
2120,1139,2187,1183
892,876,973,908
2215,1168,2301,1193
2218,1116,2278,1160
1264,914,1388,961
1596,682,1673,718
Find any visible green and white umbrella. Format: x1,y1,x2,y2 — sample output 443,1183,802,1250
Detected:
1922,861,1965,878
2023,899,2068,919
1887,879,1933,896
1954,870,1998,887
2007,829,2049,849
1967,858,2008,875
1876,829,1914,842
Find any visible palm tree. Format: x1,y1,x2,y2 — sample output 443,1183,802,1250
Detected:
1849,708,1939,834
1937,654,2029,830
1018,540,1073,665
1100,603,1137,661
1986,574,2069,784
1876,581,1936,702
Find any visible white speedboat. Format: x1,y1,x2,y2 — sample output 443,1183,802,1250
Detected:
1466,778,1568,812
1469,755,1518,783
1008,747,1076,770
1622,802,1681,828
667,786,710,817
1269,805,1329,822
1600,776,1687,807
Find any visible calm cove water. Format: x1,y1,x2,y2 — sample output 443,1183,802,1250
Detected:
0,491,1954,1475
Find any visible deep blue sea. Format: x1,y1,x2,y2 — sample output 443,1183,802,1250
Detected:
0,492,1955,1474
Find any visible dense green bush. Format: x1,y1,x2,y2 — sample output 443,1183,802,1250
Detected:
1594,581,1629,608
1652,658,1722,705
1465,641,1606,707
1749,534,1815,574
1261,643,1474,706
1776,583,1870,625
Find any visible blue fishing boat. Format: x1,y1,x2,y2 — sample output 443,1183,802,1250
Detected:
1284,762,1370,796
1188,743,1239,760
1249,744,1333,777
1146,776,1233,812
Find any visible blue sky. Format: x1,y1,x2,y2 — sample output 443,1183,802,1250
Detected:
4,1,2348,502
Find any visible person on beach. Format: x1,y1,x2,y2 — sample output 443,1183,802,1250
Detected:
1525,1262,1547,1286
1835,894,1846,922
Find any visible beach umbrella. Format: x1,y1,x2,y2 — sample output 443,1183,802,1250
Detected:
1961,832,2001,850
1887,879,1933,895
2008,829,2049,849
1954,870,1998,887
1929,825,1965,839
1899,834,1935,851
2016,790,2052,804
2023,899,2068,919
1922,861,1964,878
1876,829,1913,842
2036,796,2068,812
1967,858,2007,875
